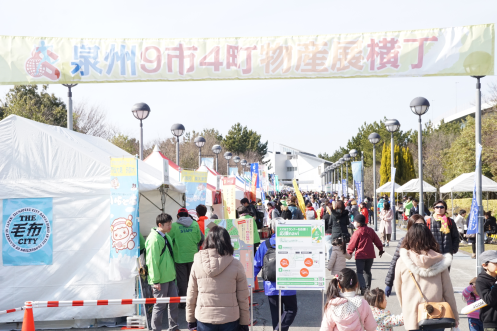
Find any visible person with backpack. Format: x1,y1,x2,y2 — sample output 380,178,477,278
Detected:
330,200,351,243
241,198,263,229
145,213,178,331
254,217,298,331
287,196,304,219
427,200,460,256
305,201,317,220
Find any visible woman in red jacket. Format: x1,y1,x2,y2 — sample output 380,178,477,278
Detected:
347,214,384,295
360,202,369,223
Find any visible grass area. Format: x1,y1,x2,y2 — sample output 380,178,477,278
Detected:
459,243,497,254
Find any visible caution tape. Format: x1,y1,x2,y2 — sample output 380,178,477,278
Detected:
0,297,186,314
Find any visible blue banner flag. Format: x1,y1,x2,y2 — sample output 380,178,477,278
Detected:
3,198,53,266
355,181,363,203
351,161,363,182
251,163,259,188
275,175,280,192
467,187,479,235
342,179,347,196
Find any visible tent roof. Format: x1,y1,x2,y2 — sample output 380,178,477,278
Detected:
377,182,401,192
144,145,186,193
440,172,497,193
399,178,437,193
0,115,163,199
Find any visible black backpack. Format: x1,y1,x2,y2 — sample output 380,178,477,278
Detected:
281,210,293,220
261,240,276,282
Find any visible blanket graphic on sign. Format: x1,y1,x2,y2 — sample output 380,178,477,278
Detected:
3,198,53,266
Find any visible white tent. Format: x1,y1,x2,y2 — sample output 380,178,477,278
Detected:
376,182,402,193
440,172,497,193
0,115,164,328
399,179,437,193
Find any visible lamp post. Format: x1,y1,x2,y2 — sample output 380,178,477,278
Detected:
350,149,358,197
241,159,247,174
171,123,185,166
385,119,401,240
131,102,151,160
233,156,241,175
410,97,430,218
368,132,381,231
62,84,77,130
194,136,206,168
339,158,344,196
224,152,232,175
212,144,222,172
343,154,351,197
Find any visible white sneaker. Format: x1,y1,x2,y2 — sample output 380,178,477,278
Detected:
386,242,389,247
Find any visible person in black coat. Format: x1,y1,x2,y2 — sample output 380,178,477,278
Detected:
409,198,431,217
475,250,497,330
329,200,350,242
484,211,497,244
428,200,460,255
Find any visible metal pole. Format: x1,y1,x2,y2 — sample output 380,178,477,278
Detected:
198,148,201,168
176,137,180,165
361,151,364,202
391,132,396,240
278,290,282,331
474,76,485,272
418,115,424,216
139,120,143,160
373,144,378,231
227,161,229,176
341,165,343,196
250,286,254,331
346,162,349,197
62,84,77,130
215,154,218,172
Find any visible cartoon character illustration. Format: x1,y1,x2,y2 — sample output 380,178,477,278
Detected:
110,215,137,253
25,40,60,81
111,177,120,189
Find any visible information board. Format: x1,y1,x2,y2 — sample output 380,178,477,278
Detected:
275,219,325,290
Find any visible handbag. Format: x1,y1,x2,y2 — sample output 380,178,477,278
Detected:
409,271,456,330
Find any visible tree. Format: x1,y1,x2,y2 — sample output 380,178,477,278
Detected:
73,102,115,139
222,123,268,163
0,85,67,127
379,143,415,185
109,134,139,155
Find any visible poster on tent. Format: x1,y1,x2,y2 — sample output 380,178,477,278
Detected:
201,157,214,169
204,218,254,287
2,198,53,266
355,181,363,203
275,219,325,290
182,170,208,214
222,177,237,219
110,158,140,281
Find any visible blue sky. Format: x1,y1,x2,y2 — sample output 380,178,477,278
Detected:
0,0,496,156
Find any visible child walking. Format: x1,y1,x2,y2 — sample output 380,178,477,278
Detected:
475,250,497,331
364,288,403,331
320,268,377,331
327,237,352,275
462,277,483,331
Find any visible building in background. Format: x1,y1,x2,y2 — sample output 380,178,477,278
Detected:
265,144,332,191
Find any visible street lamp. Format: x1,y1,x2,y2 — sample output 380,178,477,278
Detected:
194,136,206,167
233,156,241,175
171,123,185,166
241,159,247,173
385,119,401,240
132,102,151,160
343,154,351,197
212,144,222,172
368,132,381,231
350,149,358,161
410,97,430,218
338,158,344,196
349,149,358,197
224,152,232,175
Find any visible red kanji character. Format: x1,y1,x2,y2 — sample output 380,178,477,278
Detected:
295,41,329,73
164,43,198,75
199,46,223,72
330,40,364,72
366,38,401,70
403,37,438,69
260,43,293,74
226,45,257,74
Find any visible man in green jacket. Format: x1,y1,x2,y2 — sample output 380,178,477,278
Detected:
168,208,202,309
145,213,178,331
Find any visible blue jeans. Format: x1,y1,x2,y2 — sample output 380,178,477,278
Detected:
198,320,239,331
325,235,332,260
469,318,484,331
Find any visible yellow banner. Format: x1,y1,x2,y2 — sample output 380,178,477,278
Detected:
292,179,306,219
181,170,207,183
110,158,137,177
2,24,493,84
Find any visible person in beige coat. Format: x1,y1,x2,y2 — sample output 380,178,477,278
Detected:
186,226,250,331
327,237,351,275
395,223,459,331
379,202,394,246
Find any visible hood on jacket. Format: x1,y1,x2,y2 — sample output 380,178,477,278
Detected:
198,248,234,277
177,216,194,227
306,206,315,211
399,248,452,277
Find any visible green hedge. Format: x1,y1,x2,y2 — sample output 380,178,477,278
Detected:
446,198,497,216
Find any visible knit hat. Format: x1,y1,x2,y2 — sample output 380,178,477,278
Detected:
355,214,366,224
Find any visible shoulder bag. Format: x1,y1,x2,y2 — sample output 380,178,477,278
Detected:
409,271,456,330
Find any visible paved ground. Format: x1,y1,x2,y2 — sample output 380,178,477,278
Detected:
38,226,478,331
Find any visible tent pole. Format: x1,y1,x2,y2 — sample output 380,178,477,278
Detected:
451,192,453,217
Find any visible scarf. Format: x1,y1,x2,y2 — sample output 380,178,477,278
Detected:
435,214,451,234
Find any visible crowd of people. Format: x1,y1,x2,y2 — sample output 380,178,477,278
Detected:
140,190,497,331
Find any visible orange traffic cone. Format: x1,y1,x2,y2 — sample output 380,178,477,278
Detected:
21,302,35,331
253,278,263,293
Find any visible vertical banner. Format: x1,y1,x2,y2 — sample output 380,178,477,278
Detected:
351,161,363,182
467,144,483,235
110,158,140,281
342,179,347,197
229,167,239,176
276,218,325,290
251,163,259,188
182,170,208,213
201,157,214,169
251,174,258,202
355,181,363,203
222,177,237,219
205,218,254,287
3,198,53,266
292,179,306,218
275,175,280,192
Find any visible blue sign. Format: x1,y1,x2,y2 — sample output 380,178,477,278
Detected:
467,186,479,235
355,181,363,204
342,179,347,197
251,163,259,188
351,161,363,182
3,198,53,266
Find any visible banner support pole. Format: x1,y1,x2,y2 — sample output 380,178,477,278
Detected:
278,290,281,331
250,286,254,331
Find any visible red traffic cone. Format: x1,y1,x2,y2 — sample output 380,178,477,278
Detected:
253,278,263,293
21,302,35,331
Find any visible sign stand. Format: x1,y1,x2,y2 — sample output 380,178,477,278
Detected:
250,285,254,331
278,290,282,331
